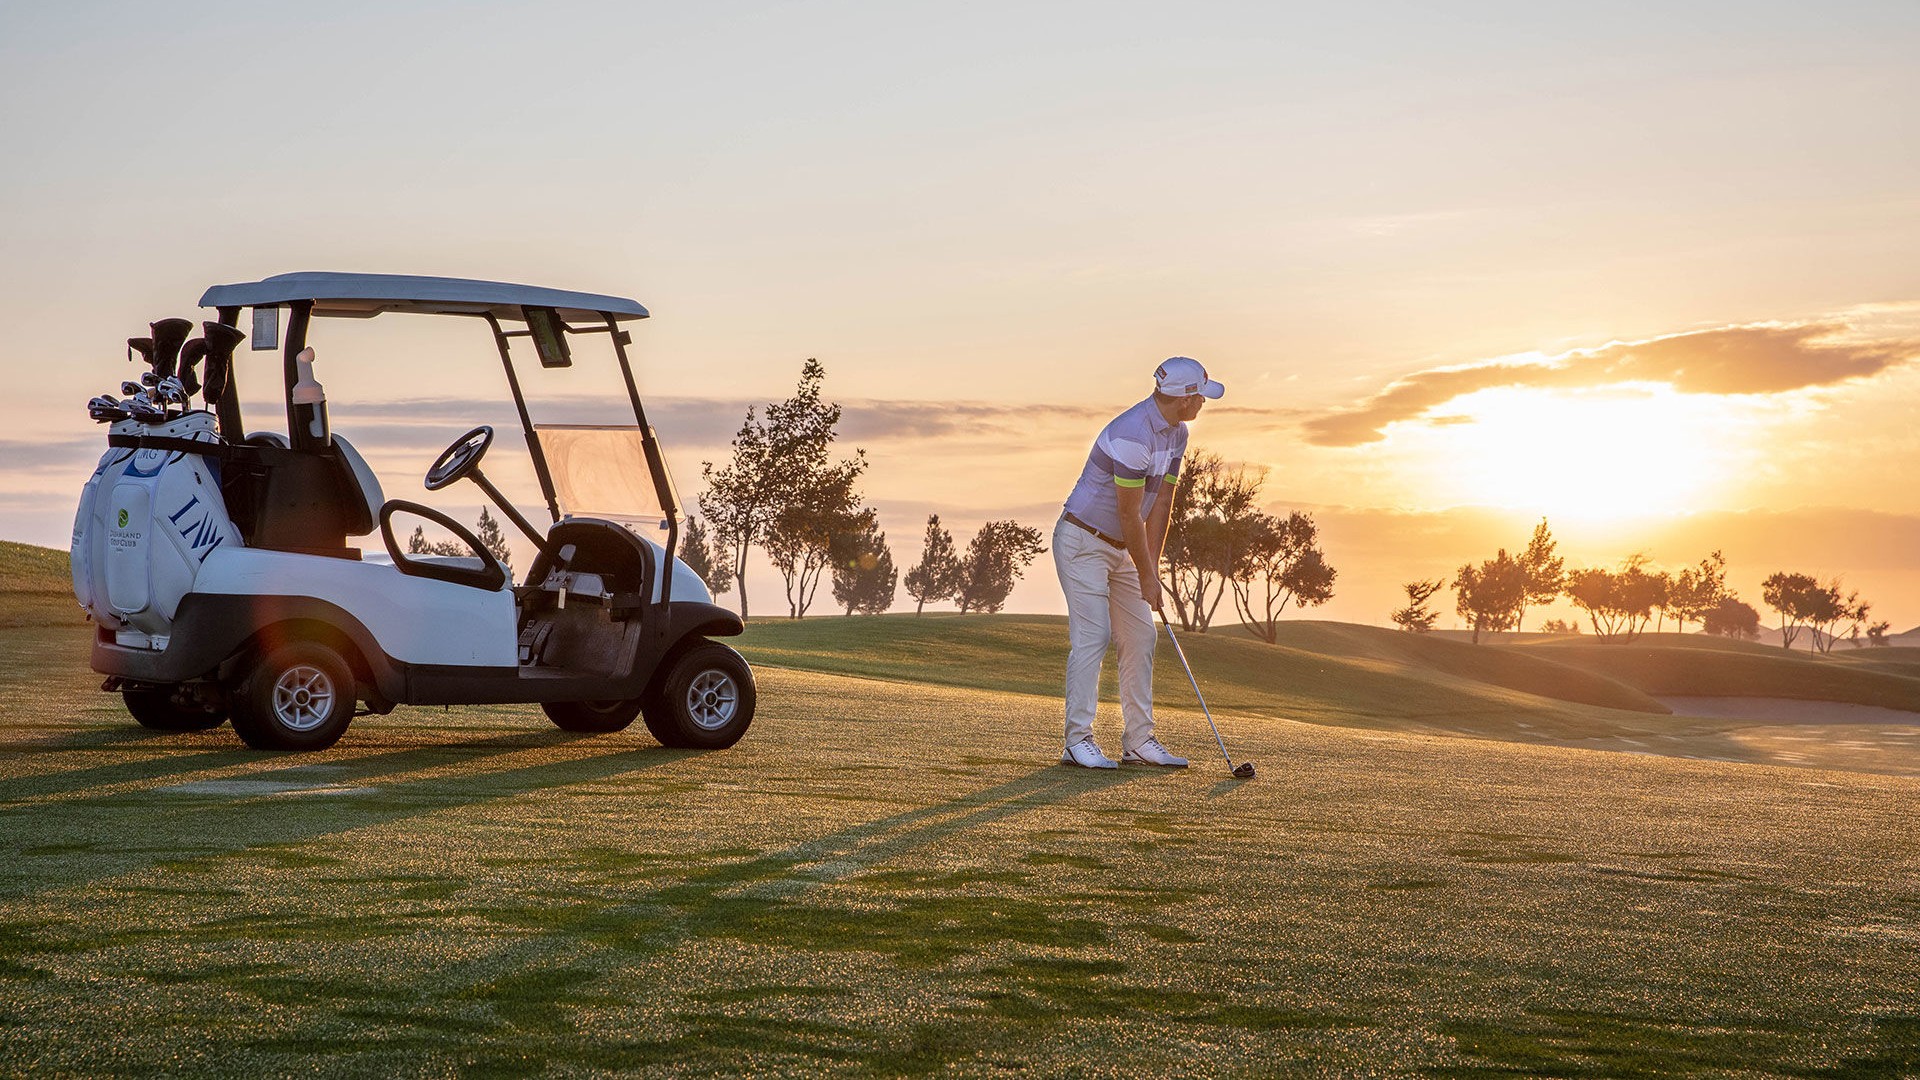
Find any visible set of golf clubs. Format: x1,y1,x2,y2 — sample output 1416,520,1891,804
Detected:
86,318,246,425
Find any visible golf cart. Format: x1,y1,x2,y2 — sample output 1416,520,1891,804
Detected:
70,272,752,752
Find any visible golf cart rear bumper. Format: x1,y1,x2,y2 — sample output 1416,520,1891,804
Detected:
90,592,405,699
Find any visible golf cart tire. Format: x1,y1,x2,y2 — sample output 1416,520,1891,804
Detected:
642,641,755,750
123,688,226,732
230,641,356,752
542,697,643,733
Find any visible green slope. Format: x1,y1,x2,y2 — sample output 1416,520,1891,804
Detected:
1524,635,1920,711
0,539,69,595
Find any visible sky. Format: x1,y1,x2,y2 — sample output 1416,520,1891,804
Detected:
3,0,1918,630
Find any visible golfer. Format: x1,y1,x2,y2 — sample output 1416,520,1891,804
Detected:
1055,356,1224,769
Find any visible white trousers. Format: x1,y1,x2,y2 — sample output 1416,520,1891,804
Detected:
1052,517,1158,752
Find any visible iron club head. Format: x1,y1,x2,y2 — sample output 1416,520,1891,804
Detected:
1232,762,1256,780
121,380,144,398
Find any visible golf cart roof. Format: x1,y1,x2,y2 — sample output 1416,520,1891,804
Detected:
198,272,649,322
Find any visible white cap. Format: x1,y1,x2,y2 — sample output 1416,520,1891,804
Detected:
1154,356,1224,399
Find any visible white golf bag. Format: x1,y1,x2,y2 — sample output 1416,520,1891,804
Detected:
70,411,243,647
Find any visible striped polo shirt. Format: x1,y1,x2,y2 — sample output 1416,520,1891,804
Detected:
1062,397,1188,539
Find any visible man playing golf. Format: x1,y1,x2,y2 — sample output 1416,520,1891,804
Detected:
1054,356,1224,769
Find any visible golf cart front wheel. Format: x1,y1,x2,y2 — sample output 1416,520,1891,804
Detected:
642,641,755,750
542,697,642,733
123,688,226,731
230,641,356,751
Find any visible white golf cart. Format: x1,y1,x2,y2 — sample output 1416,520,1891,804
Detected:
71,272,752,752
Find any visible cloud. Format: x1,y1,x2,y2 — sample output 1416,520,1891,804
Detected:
1304,321,1920,447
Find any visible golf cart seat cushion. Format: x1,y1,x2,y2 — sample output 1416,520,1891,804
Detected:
523,518,652,599
331,435,384,536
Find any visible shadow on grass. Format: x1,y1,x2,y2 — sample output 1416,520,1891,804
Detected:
0,731,670,900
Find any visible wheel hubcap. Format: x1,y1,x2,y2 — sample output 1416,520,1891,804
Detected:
272,665,335,732
685,670,738,730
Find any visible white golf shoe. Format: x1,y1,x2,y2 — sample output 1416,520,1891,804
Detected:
1061,737,1119,769
1123,737,1189,768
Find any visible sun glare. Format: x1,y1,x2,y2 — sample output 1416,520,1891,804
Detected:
1401,386,1747,522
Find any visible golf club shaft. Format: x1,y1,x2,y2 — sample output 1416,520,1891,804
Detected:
1160,613,1236,768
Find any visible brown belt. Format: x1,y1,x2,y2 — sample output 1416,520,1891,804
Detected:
1062,511,1127,550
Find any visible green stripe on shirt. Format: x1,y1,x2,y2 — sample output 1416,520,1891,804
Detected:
1112,477,1147,489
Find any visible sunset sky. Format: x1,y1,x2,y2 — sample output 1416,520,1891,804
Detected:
3,1,1917,630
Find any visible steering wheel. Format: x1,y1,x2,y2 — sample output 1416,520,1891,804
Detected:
425,425,494,491
378,500,508,591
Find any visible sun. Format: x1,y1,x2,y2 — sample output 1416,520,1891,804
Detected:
1393,385,1750,522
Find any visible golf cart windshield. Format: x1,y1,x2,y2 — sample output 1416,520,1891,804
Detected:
535,424,676,535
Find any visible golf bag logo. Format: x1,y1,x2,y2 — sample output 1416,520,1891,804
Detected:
118,509,128,528
167,495,227,563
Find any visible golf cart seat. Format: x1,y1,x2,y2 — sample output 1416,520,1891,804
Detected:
227,432,384,554
331,435,384,536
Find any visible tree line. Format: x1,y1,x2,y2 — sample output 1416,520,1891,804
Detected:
679,359,1046,618
1392,520,1892,649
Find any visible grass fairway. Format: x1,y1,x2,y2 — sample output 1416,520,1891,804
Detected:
3,544,1919,1075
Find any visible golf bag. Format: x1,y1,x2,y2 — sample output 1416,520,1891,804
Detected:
70,410,242,645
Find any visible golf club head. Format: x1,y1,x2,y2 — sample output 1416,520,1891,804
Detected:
127,398,165,423
120,380,144,398
126,336,154,368
1232,762,1256,779
156,375,187,405
140,371,160,389
87,395,128,423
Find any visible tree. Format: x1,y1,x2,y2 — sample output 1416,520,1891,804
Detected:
1666,550,1729,634
678,515,732,598
1230,511,1336,644
1391,578,1445,633
1540,618,1582,635
902,515,960,615
1563,555,1663,642
1703,597,1762,640
952,521,1046,614
1515,519,1565,632
1866,620,1893,647
700,358,862,618
831,521,897,616
762,458,873,618
1160,451,1266,632
408,513,509,570
1760,572,1822,650
1454,549,1527,644
1806,581,1868,655
474,507,512,572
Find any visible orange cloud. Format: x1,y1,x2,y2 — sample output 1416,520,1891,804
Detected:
1305,321,1920,447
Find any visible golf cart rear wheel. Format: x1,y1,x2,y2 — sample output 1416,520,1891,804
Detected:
542,697,642,733
642,641,755,750
230,641,355,752
123,689,226,732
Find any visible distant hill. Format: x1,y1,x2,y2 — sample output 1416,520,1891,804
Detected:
0,539,69,595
